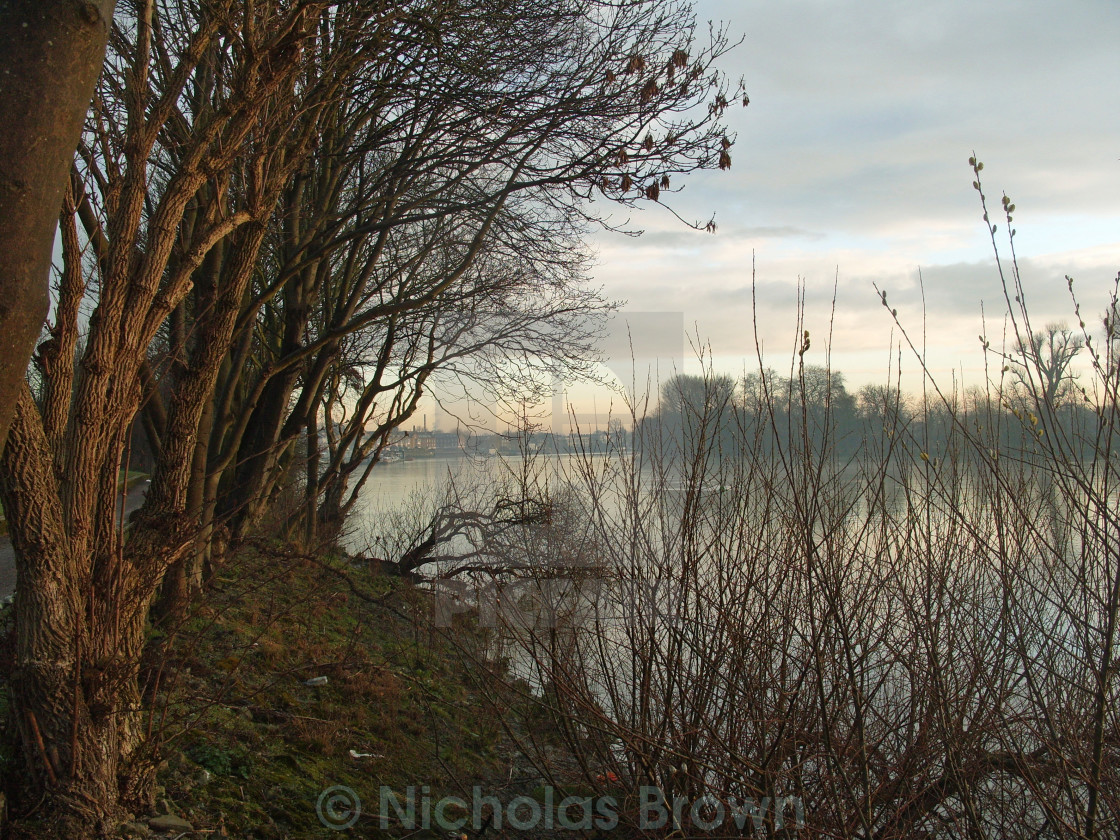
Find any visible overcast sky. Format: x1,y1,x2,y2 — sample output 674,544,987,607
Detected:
585,0,1120,408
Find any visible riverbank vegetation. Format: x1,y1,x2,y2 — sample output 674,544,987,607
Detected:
0,537,578,838
382,169,1120,838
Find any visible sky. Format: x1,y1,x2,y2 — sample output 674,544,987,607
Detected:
584,0,1120,406
432,0,1120,432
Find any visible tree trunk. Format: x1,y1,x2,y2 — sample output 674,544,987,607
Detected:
0,0,116,452
218,364,304,541
0,386,154,836
153,387,215,624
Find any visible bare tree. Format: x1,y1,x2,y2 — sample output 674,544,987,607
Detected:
1011,321,1084,408
153,0,743,582
0,2,367,830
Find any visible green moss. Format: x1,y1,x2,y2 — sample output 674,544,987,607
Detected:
186,742,252,779
150,546,519,838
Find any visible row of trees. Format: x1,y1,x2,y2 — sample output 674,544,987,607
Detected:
0,0,742,833
643,320,1092,461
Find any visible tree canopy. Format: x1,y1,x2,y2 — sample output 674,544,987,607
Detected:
0,0,744,831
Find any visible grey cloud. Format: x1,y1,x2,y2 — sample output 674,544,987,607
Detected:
582,0,1120,393
683,0,1120,233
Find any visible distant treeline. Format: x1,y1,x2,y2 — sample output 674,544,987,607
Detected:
637,367,1111,464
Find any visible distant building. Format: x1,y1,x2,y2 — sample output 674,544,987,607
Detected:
403,430,437,450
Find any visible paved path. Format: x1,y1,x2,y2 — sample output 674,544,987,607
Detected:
0,483,150,600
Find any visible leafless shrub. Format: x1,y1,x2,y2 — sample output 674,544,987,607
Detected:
423,169,1119,838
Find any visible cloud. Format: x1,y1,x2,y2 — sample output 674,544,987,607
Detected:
563,0,1120,408
689,0,1120,231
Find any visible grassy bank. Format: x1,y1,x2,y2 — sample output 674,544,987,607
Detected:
0,543,571,839
151,546,525,838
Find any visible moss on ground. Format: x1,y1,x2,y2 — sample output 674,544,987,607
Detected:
148,545,526,839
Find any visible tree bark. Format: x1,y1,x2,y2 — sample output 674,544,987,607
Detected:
0,384,152,836
0,0,116,451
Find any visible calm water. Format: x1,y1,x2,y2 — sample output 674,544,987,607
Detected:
340,456,469,552
341,453,583,554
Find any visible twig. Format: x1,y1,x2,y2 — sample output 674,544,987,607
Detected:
26,709,58,786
